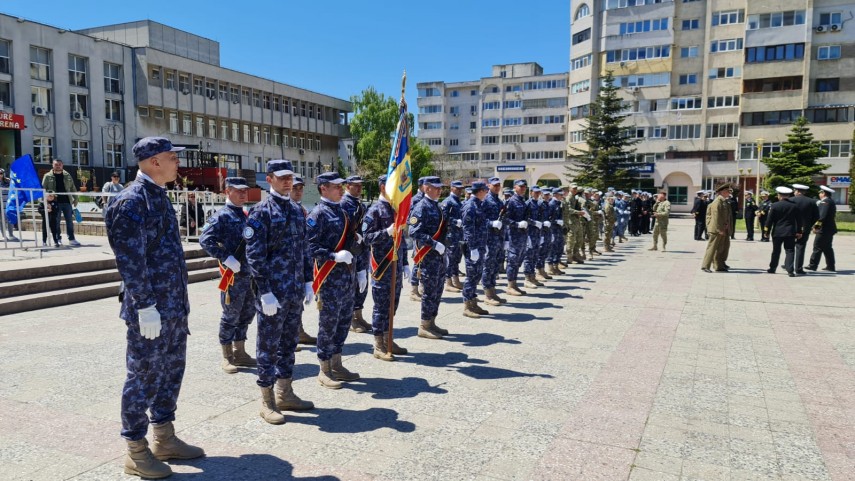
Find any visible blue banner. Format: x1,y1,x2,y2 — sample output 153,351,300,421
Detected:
5,155,44,225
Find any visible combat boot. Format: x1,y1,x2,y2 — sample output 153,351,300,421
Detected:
125,438,172,479
331,353,360,381
471,300,489,315
259,386,286,424
573,254,586,264
388,336,408,355
648,244,657,251
409,284,422,302
524,274,542,289
483,287,502,306
452,275,464,290
298,324,316,345
604,246,615,252
662,243,667,252
445,278,461,293
220,344,238,374
431,316,450,336
463,299,481,318
506,280,526,296
317,359,343,389
232,340,257,367
151,422,205,461
373,335,394,361
593,248,602,256
275,378,314,411
537,267,553,281
418,319,443,339
350,309,371,333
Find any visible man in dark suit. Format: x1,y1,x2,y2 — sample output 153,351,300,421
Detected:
790,184,819,274
807,185,837,272
629,191,643,236
765,186,803,277
743,190,758,241
690,191,707,240
726,194,739,240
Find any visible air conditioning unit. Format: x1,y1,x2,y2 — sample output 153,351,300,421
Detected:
452,113,458,117
830,23,841,31
469,128,476,133
815,25,826,32
181,88,190,95
298,148,305,155
471,111,477,116
232,99,240,104
629,86,639,93
667,145,676,152
620,61,627,67
71,111,83,120
32,106,47,116
208,93,216,100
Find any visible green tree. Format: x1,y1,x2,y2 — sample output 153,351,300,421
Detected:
762,117,830,197
409,138,434,181
566,70,638,191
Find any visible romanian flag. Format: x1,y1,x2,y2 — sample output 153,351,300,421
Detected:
383,100,413,261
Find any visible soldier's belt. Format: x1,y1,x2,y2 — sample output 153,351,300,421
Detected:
312,216,349,294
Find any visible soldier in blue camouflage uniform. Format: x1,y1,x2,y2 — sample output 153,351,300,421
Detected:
536,189,554,281
340,175,371,333
500,187,513,272
245,160,315,425
106,137,203,479
547,188,566,274
364,174,411,361
504,180,530,296
289,176,318,346
199,177,256,375
441,180,465,293
307,172,362,389
462,181,491,318
408,178,427,301
481,177,507,306
410,176,449,339
523,186,545,289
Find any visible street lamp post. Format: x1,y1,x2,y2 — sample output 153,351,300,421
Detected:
755,138,764,192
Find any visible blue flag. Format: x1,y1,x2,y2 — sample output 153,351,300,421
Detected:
5,155,44,226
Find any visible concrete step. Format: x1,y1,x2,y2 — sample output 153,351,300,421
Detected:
0,267,221,316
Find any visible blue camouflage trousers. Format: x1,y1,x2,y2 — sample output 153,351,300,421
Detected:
317,269,356,361
219,274,256,344
506,239,527,284
370,263,403,336
482,234,503,289
255,299,302,387
523,233,540,274
463,247,485,301
548,227,564,264
537,231,550,268
121,319,188,440
418,253,445,320
445,240,463,279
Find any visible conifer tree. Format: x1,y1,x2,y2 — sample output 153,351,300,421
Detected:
762,117,830,197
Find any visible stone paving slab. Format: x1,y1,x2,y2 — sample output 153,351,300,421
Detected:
0,218,853,480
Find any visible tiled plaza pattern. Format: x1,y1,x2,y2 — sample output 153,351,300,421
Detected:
0,218,852,480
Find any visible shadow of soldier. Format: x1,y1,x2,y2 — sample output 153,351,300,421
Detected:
440,332,522,348
400,351,553,380
169,453,342,480
286,406,416,434
345,376,448,399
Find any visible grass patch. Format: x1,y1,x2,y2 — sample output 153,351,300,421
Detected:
732,219,855,234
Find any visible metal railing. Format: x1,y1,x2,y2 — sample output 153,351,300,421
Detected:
1,186,58,254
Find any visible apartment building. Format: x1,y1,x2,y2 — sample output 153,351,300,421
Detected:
417,63,569,186
569,0,854,211
0,14,351,188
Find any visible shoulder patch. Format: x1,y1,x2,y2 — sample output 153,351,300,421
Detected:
409,216,418,225
307,218,316,227
242,226,255,240
248,219,262,230
208,217,218,225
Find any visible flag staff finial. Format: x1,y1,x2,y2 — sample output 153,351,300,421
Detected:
401,70,407,101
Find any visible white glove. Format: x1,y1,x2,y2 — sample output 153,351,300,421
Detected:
434,242,446,255
357,270,368,293
403,265,411,279
333,250,353,264
527,238,532,248
137,305,162,340
386,224,395,236
540,238,545,245
556,219,564,226
504,241,510,250
543,221,551,228
535,221,543,229
260,292,279,316
223,255,241,273
356,233,363,244
304,283,313,305
491,220,502,229
455,219,462,227
518,220,528,229
470,249,480,261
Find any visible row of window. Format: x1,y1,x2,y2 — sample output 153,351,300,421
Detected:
739,140,850,159
618,18,668,35
419,81,567,99
606,45,671,63
4,84,123,120
745,43,805,63
481,115,566,128
742,109,850,126
748,10,806,30
30,137,123,167
0,40,124,93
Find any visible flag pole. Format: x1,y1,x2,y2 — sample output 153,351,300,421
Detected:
386,70,406,357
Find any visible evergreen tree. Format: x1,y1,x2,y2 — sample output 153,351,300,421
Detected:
762,116,830,197
566,70,638,190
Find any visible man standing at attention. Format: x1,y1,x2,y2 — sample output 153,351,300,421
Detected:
743,190,758,241
410,176,450,339
691,191,707,241
106,137,204,478
649,191,671,251
790,184,819,275
340,175,371,333
807,185,837,272
764,186,803,277
41,159,80,246
701,184,733,273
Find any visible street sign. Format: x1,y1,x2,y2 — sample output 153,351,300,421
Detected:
828,175,851,188
497,165,526,172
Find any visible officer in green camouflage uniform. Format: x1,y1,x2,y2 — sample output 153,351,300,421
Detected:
603,193,616,252
562,185,585,264
649,191,671,251
584,188,601,259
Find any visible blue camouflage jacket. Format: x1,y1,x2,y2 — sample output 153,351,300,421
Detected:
199,204,249,277
462,196,488,252
409,196,446,254
505,194,529,245
363,198,409,278
307,198,355,282
440,193,463,243
340,192,369,272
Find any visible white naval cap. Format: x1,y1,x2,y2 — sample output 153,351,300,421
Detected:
776,186,793,194
791,183,809,190
820,185,834,194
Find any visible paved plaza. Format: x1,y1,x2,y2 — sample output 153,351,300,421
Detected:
0,218,853,481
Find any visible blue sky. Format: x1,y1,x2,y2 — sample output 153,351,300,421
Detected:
3,0,569,105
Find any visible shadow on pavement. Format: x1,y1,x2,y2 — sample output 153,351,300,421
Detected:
443,332,522,347
401,351,553,380
171,454,341,480
287,407,416,433
346,376,448,399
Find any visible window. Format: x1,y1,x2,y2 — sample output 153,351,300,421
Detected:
69,93,88,117
571,54,592,70
208,119,216,138
165,71,175,90
153,109,163,119
231,87,240,103
572,28,591,45
71,140,90,166
706,123,739,138
668,125,701,139
571,105,590,119
219,84,228,101
571,80,591,93
747,10,806,29
649,126,667,139
816,78,840,92
193,77,204,95
263,94,271,109
681,46,699,58
179,74,189,93
670,97,702,110
668,187,688,205
820,140,851,158
253,92,261,108
418,87,441,97
707,96,740,108
106,143,123,168
524,116,543,125
678,74,698,85
419,105,443,114
575,3,590,19
711,10,744,26
205,80,215,98
614,72,670,88
262,127,270,144
743,76,802,93
30,46,51,81
482,101,501,110
741,110,802,126
818,12,843,26
33,136,53,163
169,112,178,133
806,108,849,123
149,67,162,87
104,62,122,93
745,43,805,63
283,98,291,114
31,86,52,111
544,115,565,124
449,90,460,97
682,19,699,30
503,100,522,109
570,131,585,143
68,55,87,87
710,38,743,53
420,122,443,130
606,45,671,63
242,88,250,105
523,79,566,90
0,39,9,74
105,99,121,121
182,113,192,135
817,45,841,60
301,103,307,116
243,124,250,143
221,121,229,140
618,18,669,35
0,81,10,106
709,67,740,79
425,138,442,146
503,118,521,126
273,96,280,111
